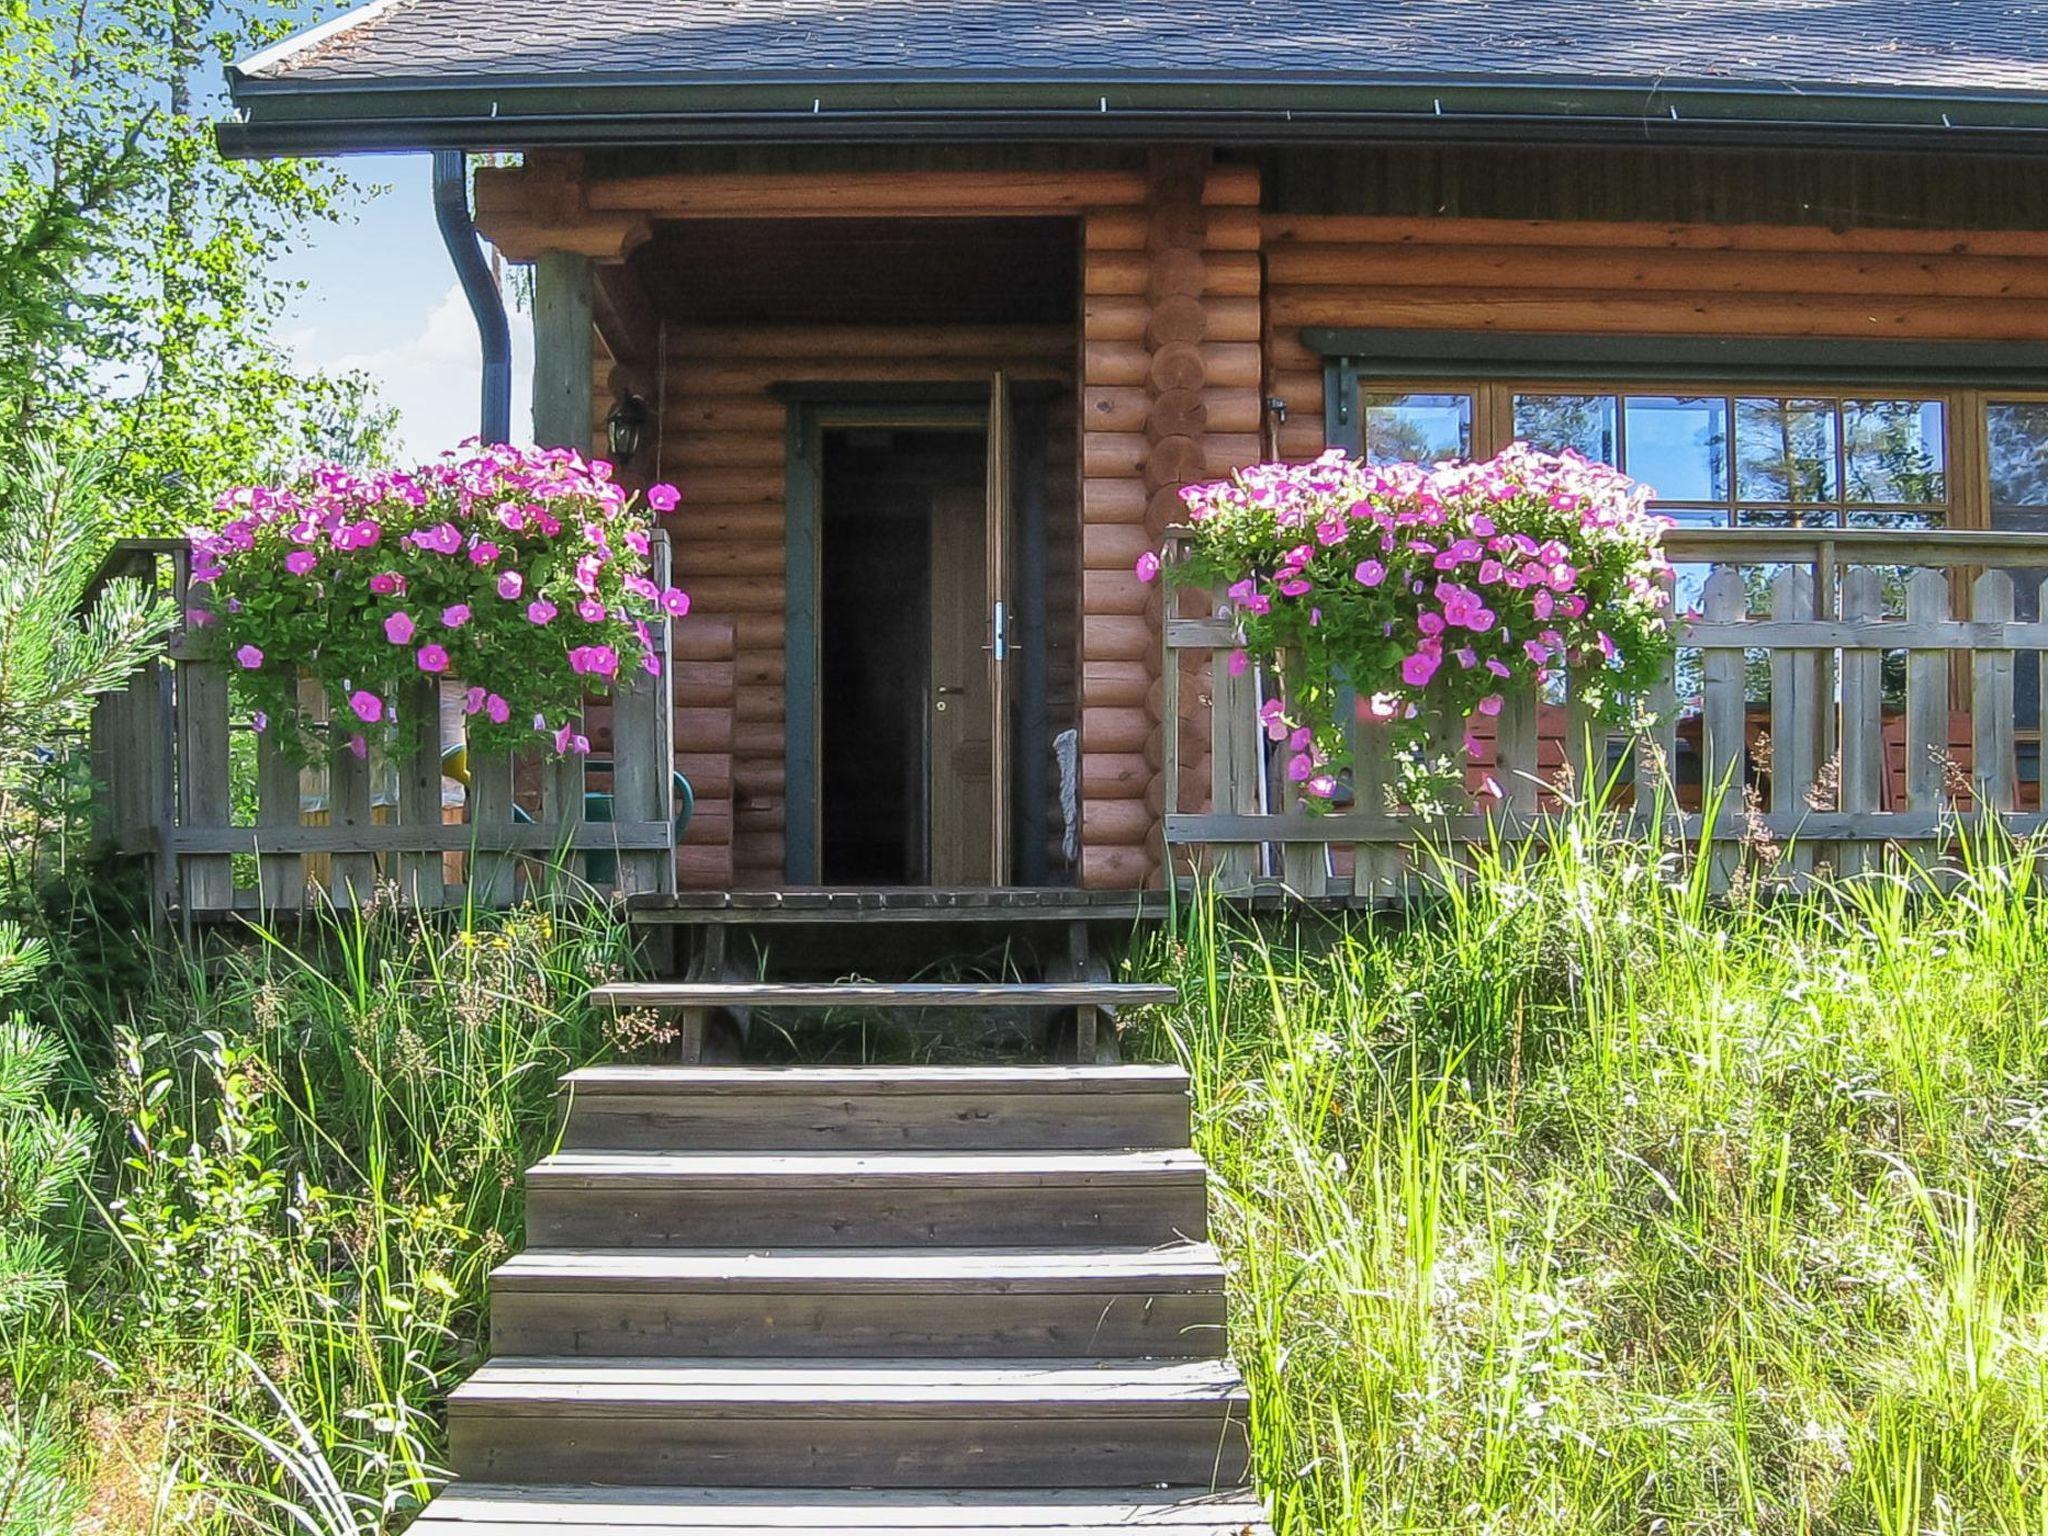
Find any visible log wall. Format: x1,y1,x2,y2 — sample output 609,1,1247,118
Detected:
1262,214,2048,460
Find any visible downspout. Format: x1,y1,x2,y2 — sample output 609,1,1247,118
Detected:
430,149,511,444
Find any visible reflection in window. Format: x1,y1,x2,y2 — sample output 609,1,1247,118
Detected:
1844,400,1945,504
1513,394,1617,463
1990,401,2048,516
1363,392,1471,464
1624,396,1729,502
1736,398,1836,503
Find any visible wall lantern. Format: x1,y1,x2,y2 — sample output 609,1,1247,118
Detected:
604,390,650,468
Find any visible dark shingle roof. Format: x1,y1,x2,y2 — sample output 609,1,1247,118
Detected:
243,0,2048,91
222,0,2048,155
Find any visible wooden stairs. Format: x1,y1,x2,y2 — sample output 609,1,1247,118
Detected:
413,986,1272,1535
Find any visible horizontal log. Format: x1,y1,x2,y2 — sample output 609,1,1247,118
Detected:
666,359,1067,395
1083,568,1153,618
1080,843,1154,890
1144,435,1208,493
732,721,785,758
734,615,782,652
664,323,1072,360
1265,285,2048,342
1259,211,2048,260
678,843,736,889
1086,207,1262,254
1082,705,1153,754
674,619,737,660
1082,659,1154,708
1081,386,1261,435
1203,433,1264,471
673,544,785,579
1083,341,1258,389
734,687,785,723
1147,387,1209,442
1082,431,1150,480
588,169,1151,215
661,434,788,470
675,707,735,752
1082,477,1148,525
1082,521,1157,573
680,798,735,846
1084,798,1157,844
1144,293,1210,349
667,510,787,546
1277,418,1328,459
1082,614,1154,663
476,214,650,263
661,398,791,434
1264,241,2048,301
673,659,739,706
674,753,733,800
665,466,784,505
1081,751,1152,800
678,577,785,613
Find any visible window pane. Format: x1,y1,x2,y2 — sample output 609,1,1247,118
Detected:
1513,394,1617,463
1847,510,1941,532
1623,396,1728,502
1736,398,1837,503
1363,392,1470,464
1844,400,1945,504
1989,401,2048,514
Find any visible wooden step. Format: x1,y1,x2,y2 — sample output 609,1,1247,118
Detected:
489,1244,1228,1358
408,1483,1273,1533
587,982,1180,1011
525,1150,1209,1248
560,1065,1192,1151
445,1358,1252,1489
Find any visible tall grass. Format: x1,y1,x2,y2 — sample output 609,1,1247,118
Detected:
7,893,637,1531
1131,819,2048,1535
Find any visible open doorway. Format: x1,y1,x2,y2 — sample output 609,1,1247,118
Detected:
818,426,990,885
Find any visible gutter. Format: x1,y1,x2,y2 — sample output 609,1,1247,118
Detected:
429,149,512,445
217,75,2048,158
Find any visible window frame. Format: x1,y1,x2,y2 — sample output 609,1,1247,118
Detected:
1313,328,2048,536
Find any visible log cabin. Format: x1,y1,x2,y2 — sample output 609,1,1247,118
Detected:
97,2,2048,921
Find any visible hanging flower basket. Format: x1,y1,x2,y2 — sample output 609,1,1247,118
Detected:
1143,445,1677,810
188,443,687,761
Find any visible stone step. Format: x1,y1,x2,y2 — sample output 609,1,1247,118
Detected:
489,1243,1228,1358
408,1483,1273,1534
525,1150,1209,1248
559,1065,1192,1152
445,1358,1252,1490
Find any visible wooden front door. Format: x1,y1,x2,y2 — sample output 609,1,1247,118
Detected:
807,402,1011,887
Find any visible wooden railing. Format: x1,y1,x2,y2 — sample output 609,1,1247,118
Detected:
1164,528,2048,895
86,536,678,917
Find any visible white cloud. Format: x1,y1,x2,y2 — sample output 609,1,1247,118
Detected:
301,282,535,459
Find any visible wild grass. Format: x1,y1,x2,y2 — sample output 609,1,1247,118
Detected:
1129,818,2048,1536
4,892,636,1531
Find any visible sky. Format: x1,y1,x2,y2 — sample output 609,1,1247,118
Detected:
269,153,535,458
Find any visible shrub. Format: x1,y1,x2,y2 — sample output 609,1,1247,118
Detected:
189,445,688,760
1145,445,1675,806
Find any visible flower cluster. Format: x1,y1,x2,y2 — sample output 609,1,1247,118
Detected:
1144,445,1674,806
191,443,687,759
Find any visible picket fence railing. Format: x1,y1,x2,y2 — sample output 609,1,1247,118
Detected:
85,535,677,917
1164,527,2048,895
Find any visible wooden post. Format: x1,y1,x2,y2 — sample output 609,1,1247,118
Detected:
1971,569,2017,813
1699,563,1749,891
177,656,234,913
398,678,446,907
255,724,302,912
1206,633,1259,893
469,751,517,907
1768,566,1820,880
532,251,595,452
329,728,376,906
1838,566,1885,878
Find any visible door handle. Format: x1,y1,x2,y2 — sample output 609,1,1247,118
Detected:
934,684,964,713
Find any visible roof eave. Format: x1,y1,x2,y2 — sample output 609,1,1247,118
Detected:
214,77,2048,159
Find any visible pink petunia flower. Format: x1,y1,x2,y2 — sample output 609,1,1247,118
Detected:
1401,650,1441,688
527,598,557,625
384,610,416,645
370,571,406,597
348,690,383,724
234,643,264,669
468,540,500,566
497,571,524,599
464,686,487,715
485,694,510,725
647,483,681,512
1134,551,1161,583
441,603,471,628
1355,559,1385,587
659,587,690,617
577,598,607,623
284,550,317,576
416,643,450,674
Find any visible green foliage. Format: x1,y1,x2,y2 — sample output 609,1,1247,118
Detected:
1129,811,2048,1535
0,0,395,534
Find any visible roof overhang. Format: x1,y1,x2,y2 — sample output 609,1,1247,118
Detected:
217,72,2048,159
